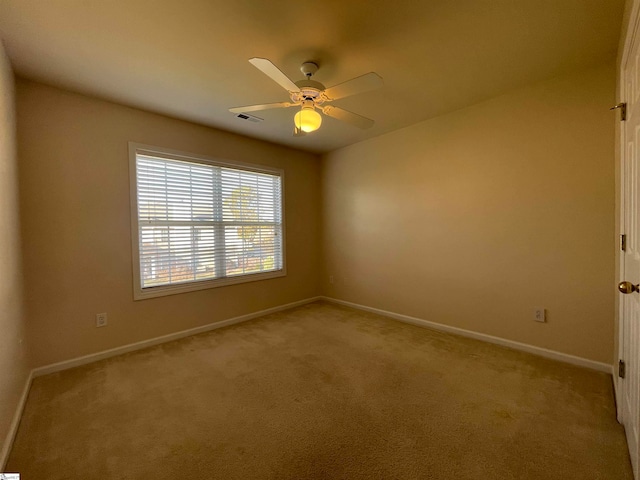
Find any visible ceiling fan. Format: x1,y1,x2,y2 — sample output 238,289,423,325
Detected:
230,58,383,136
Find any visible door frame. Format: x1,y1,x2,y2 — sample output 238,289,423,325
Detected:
618,0,640,426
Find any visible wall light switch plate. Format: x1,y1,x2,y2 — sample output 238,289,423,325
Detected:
96,312,108,327
534,308,546,323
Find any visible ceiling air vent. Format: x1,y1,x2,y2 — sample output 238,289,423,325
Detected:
236,113,263,123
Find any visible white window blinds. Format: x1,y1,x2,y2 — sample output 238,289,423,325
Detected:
134,152,283,290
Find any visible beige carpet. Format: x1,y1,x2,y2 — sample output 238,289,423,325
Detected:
7,301,632,479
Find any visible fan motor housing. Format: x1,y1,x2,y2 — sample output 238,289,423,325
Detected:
292,79,326,104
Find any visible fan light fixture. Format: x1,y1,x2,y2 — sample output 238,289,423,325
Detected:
294,104,322,133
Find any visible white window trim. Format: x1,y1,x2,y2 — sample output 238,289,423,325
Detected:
129,142,286,300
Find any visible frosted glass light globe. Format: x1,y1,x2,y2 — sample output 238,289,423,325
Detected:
294,108,322,133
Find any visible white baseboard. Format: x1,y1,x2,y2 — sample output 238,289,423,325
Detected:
0,370,33,470
33,296,322,377
322,296,613,374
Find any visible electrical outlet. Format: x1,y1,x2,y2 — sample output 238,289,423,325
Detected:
329,275,334,284
96,312,108,327
534,308,546,323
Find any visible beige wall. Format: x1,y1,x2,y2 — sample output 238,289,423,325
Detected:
322,63,616,364
0,41,29,465
14,61,618,368
17,80,322,367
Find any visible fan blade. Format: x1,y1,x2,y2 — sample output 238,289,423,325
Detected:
324,72,383,100
229,102,296,113
321,105,375,129
249,58,301,93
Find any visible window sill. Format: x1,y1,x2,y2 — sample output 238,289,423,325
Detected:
133,269,286,300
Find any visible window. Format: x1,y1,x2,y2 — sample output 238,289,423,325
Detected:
129,143,285,299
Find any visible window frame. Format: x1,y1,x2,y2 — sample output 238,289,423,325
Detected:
129,142,286,300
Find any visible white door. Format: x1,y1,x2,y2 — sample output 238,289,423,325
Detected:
619,7,640,477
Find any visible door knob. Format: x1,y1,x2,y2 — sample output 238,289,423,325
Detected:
618,281,639,294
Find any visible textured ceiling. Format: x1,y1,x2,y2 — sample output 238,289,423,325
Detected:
0,0,625,153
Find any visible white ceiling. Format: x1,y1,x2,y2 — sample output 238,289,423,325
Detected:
0,0,624,154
